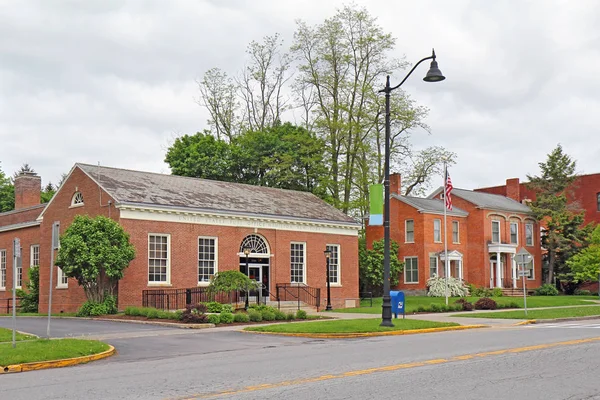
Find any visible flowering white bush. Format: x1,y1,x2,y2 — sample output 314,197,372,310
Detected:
426,274,469,297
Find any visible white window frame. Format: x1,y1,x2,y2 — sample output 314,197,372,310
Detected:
57,266,68,288
525,223,534,246
405,220,414,243
70,191,84,207
326,244,341,286
526,259,535,280
26,244,40,290
452,221,460,243
15,247,23,289
148,233,171,285
290,242,306,285
198,236,218,285
433,219,441,243
491,220,501,244
429,255,438,278
510,222,519,245
0,249,6,290
404,256,419,284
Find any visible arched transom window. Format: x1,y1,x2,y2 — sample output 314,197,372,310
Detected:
71,192,84,206
240,234,269,254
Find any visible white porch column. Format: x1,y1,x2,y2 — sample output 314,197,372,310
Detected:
458,259,463,281
496,252,502,288
512,256,517,288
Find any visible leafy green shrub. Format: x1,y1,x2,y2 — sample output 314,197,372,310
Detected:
205,301,224,313
233,312,250,323
416,306,426,313
426,275,469,297
124,306,138,316
157,311,174,320
221,304,234,313
535,284,559,296
146,308,159,319
249,304,278,313
474,297,497,310
207,314,221,324
261,311,276,321
181,304,209,323
286,312,296,320
429,303,441,312
574,289,591,296
508,301,520,308
76,301,108,317
248,310,263,322
492,288,503,297
296,309,308,320
220,312,234,323
274,310,287,320
18,265,40,313
454,298,473,311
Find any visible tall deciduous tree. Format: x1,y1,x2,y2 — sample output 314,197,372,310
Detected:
527,144,588,285
358,238,403,295
55,215,135,303
568,225,600,283
0,162,14,212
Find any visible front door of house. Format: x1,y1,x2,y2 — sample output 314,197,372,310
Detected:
490,261,505,288
241,263,270,298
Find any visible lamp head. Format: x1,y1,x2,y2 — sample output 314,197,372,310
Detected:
423,49,445,82
243,247,251,256
324,249,332,259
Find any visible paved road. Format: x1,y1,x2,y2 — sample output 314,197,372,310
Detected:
2,318,600,399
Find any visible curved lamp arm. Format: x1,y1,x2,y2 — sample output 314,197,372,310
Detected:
379,49,437,94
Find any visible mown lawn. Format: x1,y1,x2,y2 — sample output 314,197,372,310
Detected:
333,296,599,314
245,318,459,334
0,338,109,366
453,306,600,320
0,327,36,342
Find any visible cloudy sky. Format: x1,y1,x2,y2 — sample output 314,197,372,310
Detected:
1,0,599,192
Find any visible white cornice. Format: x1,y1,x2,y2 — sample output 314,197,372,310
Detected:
117,204,360,236
0,221,41,233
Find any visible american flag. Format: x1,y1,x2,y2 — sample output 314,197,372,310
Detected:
444,168,453,210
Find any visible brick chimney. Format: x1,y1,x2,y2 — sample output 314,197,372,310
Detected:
390,173,402,196
506,178,520,202
14,172,41,209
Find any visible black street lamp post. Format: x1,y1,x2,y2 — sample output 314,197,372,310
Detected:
243,247,251,311
324,248,332,311
379,49,445,327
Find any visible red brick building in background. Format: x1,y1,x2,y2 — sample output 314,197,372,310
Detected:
0,164,361,313
366,174,542,294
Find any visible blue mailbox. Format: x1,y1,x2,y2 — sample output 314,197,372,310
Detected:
390,291,405,319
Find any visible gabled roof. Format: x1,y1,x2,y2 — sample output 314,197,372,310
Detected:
429,187,532,214
75,164,358,226
392,194,469,217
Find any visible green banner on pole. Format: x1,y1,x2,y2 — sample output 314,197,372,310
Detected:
369,184,383,226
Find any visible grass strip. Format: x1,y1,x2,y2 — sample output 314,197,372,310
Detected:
334,296,600,314
0,338,109,366
452,306,600,320
244,318,458,334
0,327,35,343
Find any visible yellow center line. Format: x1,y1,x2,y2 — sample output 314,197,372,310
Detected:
170,336,600,400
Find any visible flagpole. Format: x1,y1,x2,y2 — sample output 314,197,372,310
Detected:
444,163,449,306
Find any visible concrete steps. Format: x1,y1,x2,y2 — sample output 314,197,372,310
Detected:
501,288,535,297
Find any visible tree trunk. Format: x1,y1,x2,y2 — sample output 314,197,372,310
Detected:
547,250,555,285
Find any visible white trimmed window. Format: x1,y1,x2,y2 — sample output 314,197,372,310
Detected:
71,192,84,207
198,237,217,284
510,222,518,244
433,219,441,242
405,220,414,243
57,267,68,288
429,255,438,278
452,221,460,243
16,247,22,289
525,223,534,246
30,245,40,267
148,234,170,284
326,244,340,285
525,259,535,280
404,257,418,284
0,250,6,290
492,220,501,243
290,242,306,284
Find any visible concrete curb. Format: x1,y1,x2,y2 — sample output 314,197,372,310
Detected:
526,315,600,324
91,318,215,329
1,344,115,374
241,324,488,339
513,320,537,326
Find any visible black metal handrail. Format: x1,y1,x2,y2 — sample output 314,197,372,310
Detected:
3,297,22,314
142,287,241,310
275,283,321,311
359,291,373,307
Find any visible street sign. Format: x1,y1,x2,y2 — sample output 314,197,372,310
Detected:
518,270,528,277
513,248,533,266
13,238,20,257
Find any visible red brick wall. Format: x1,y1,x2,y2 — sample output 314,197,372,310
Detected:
14,175,41,210
0,225,41,305
38,167,118,313
118,219,358,310
0,205,45,227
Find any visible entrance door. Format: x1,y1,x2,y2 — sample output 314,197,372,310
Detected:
241,263,270,298
490,261,505,288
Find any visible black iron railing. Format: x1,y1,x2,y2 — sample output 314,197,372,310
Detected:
276,283,321,311
3,297,22,314
142,287,241,310
359,291,373,307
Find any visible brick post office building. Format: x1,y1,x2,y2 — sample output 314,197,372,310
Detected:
0,164,361,313
365,174,542,294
